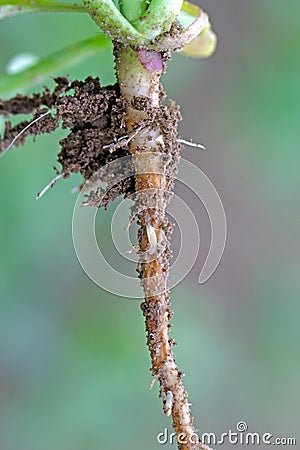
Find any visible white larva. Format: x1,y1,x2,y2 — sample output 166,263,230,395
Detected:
146,222,158,254
164,390,173,417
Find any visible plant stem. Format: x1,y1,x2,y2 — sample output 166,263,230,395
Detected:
115,44,205,450
83,0,147,46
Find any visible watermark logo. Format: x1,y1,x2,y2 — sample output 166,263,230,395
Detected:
72,154,227,298
157,421,297,447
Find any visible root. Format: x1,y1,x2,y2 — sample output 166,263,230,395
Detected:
0,109,58,156
36,172,65,200
1,109,54,156
102,124,147,152
177,137,205,150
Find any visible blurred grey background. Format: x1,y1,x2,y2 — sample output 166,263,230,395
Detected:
0,1,299,449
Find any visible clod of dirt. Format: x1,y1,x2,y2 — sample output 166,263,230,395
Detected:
57,77,129,179
0,77,136,205
0,76,182,211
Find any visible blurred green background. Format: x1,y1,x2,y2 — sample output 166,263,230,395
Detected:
0,1,299,449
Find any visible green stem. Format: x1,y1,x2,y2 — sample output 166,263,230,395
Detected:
134,0,183,39
83,0,147,46
0,34,111,98
119,0,146,24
